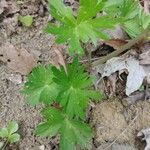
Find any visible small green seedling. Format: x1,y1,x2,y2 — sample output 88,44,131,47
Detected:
19,15,33,27
22,0,150,150
0,121,20,150
23,59,101,150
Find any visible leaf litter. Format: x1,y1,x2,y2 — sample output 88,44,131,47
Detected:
0,43,37,75
94,47,150,96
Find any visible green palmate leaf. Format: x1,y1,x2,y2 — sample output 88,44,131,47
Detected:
0,121,20,144
8,133,20,143
77,0,106,22
52,59,101,119
19,15,33,27
139,10,150,29
23,65,59,106
35,107,92,150
46,0,120,54
0,128,8,138
7,121,19,135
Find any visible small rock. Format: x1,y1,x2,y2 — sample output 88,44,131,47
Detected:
7,74,22,85
39,145,45,150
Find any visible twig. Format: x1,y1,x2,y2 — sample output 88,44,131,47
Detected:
92,27,150,67
103,113,139,150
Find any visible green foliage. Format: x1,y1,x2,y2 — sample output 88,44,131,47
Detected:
23,59,101,150
46,0,150,52
52,59,100,119
22,1,150,149
19,15,33,27
23,65,59,106
35,107,92,150
45,0,121,54
0,121,20,149
104,0,150,37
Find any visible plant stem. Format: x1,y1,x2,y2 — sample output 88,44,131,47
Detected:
92,27,150,67
2,140,8,150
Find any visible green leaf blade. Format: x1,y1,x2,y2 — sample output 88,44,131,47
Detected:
23,65,59,106
9,133,20,143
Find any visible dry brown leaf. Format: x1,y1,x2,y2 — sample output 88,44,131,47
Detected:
0,43,37,75
50,45,67,72
105,39,127,50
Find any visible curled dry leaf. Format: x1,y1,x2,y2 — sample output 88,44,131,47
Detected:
95,55,150,96
122,89,150,106
0,43,37,75
137,128,150,150
105,39,128,50
50,45,67,72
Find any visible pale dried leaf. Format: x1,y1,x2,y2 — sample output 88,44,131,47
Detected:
123,90,150,106
105,26,128,40
0,43,37,75
137,128,150,150
100,56,149,95
140,50,150,65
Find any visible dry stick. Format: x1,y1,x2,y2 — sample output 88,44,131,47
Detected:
92,27,150,67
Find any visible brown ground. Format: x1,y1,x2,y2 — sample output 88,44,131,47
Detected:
0,0,150,150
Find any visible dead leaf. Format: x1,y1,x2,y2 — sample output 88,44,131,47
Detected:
105,25,128,40
0,43,37,75
140,50,150,65
122,89,150,106
50,45,67,72
137,128,150,150
105,39,127,50
97,56,150,95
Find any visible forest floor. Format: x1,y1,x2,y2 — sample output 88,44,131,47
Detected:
0,0,150,150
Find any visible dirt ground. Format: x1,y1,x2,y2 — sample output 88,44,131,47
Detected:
0,0,150,150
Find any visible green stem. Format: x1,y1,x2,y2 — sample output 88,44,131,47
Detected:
92,27,150,67
2,140,8,150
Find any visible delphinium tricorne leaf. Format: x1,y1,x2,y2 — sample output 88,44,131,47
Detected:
104,0,150,37
23,65,59,106
35,107,92,150
52,59,101,119
45,0,121,54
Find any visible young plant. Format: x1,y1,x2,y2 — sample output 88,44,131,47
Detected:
45,0,121,54
23,0,150,150
0,121,20,150
23,59,101,150
46,0,150,54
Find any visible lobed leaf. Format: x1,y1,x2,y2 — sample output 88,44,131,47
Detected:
23,65,59,106
35,107,92,150
52,59,101,119
46,0,120,54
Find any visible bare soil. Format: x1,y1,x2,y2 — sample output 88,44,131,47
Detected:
0,0,150,150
